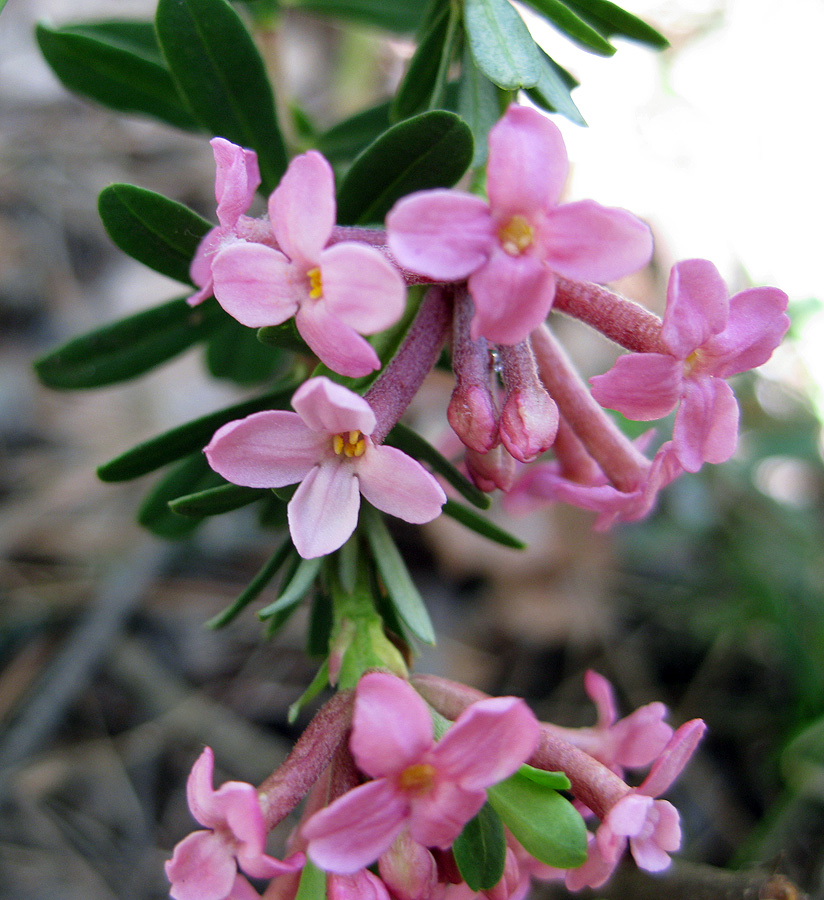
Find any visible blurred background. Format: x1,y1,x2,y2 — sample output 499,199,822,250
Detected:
1,0,824,897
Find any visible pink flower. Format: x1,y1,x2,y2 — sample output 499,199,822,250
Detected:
590,259,790,472
205,377,446,558
386,105,652,345
301,672,540,873
210,150,405,376
189,138,262,307
165,747,304,900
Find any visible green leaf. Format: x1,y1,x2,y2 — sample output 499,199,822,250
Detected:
293,859,326,900
289,0,425,33
288,659,330,723
463,0,541,91
35,21,199,131
207,538,293,628
34,296,224,390
98,184,212,285
522,0,616,55
560,0,668,48
362,504,435,645
458,47,506,167
442,499,526,549
391,2,460,122
155,0,287,191
206,317,287,384
384,423,490,510
453,803,507,891
518,763,571,790
315,99,391,165
97,377,299,481
169,483,266,517
526,51,585,126
138,452,226,539
488,770,587,868
258,556,323,618
307,589,334,656
336,110,473,226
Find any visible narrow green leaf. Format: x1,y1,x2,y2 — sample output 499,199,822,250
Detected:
34,296,224,390
307,590,334,657
336,111,473,226
458,47,506,168
155,0,287,191
521,0,616,55
453,803,507,891
138,452,225,539
258,556,322,618
384,423,490,510
289,0,424,33
488,771,587,868
463,0,541,91
206,318,287,384
362,505,435,645
442,499,526,549
288,659,330,723
169,483,266,517
35,21,199,131
98,184,212,285
525,51,585,126
560,0,668,48
207,538,294,628
98,377,299,482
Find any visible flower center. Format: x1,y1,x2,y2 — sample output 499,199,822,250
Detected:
333,430,366,458
397,763,437,797
684,348,704,377
307,266,323,299
498,215,534,256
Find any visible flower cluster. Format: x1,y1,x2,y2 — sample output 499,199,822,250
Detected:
165,671,704,900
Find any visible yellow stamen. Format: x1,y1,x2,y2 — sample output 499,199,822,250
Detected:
308,266,323,299
333,430,366,458
397,763,437,797
498,215,534,256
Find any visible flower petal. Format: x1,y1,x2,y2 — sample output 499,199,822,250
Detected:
661,259,729,358
356,445,446,525
468,251,556,345
291,377,376,436
288,461,360,558
386,190,494,281
487,105,568,218
320,243,406,333
351,673,435,777
407,779,487,849
296,302,381,377
166,830,236,900
268,150,335,266
673,377,739,472
640,719,706,799
212,138,261,229
205,411,324,488
212,242,298,328
188,227,222,306
590,353,682,421
605,793,654,838
434,697,539,789
540,200,653,283
186,747,219,828
302,779,408,873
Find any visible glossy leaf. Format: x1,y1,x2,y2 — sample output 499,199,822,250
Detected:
522,0,616,55
518,763,571,790
560,0,668,48
384,423,491,510
336,111,473,226
458,45,506,168
453,803,507,891
206,317,287,384
289,0,424,33
34,297,224,390
315,99,392,165
488,770,587,868
442,500,526,549
169,483,267,517
258,556,323,618
463,0,540,91
138,452,226,539
207,537,294,628
35,21,199,131
155,0,287,191
525,51,585,126
362,504,435,645
98,183,212,285
97,378,299,482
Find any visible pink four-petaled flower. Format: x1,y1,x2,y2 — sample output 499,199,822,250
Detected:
301,672,540,873
165,747,304,900
205,377,446,559
210,150,405,377
590,259,790,472
386,105,653,345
